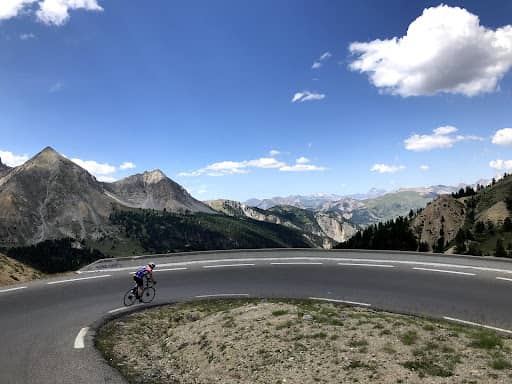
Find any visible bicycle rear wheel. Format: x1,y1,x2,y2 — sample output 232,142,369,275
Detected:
141,287,156,303
124,288,137,306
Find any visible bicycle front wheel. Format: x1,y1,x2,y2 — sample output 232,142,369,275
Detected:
124,288,137,306
141,287,156,303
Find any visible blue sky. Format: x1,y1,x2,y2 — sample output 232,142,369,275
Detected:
1,0,512,201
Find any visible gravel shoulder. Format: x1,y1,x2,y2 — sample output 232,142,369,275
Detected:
97,299,512,384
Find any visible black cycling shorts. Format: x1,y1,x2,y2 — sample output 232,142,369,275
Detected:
133,276,144,287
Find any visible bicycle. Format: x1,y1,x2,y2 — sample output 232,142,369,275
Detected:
123,278,157,306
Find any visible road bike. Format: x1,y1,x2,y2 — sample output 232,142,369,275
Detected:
123,278,156,306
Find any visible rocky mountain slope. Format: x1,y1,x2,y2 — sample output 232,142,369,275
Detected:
0,147,116,245
0,147,215,246
104,170,215,213
341,175,512,256
0,158,11,178
206,200,359,248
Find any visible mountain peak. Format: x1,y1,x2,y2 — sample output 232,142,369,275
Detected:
31,146,63,164
143,169,167,184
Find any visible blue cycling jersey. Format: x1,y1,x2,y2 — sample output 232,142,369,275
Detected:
135,266,151,279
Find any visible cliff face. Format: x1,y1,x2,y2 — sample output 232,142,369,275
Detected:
411,195,466,249
205,199,357,248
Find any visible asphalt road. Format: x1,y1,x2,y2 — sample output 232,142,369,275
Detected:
1,249,512,384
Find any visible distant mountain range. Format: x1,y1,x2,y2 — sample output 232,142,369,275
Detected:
339,175,510,257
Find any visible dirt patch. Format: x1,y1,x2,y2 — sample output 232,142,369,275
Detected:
0,253,44,286
97,300,512,384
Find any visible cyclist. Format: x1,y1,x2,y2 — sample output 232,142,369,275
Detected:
133,262,156,301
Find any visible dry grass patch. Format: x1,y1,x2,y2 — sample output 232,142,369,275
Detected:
97,299,512,384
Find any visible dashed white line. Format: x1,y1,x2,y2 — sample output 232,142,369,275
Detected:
412,267,475,276
195,293,249,298
443,317,512,335
270,262,323,265
47,274,112,285
74,327,89,349
337,263,394,268
203,264,255,269
0,286,27,293
496,277,512,282
309,297,371,307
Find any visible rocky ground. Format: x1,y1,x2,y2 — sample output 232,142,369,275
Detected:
0,253,44,286
97,300,512,384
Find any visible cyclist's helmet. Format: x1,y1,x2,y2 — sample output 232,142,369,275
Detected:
149,262,156,270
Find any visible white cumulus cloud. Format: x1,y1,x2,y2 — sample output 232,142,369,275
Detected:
36,0,102,26
120,161,136,170
0,149,29,167
0,0,36,20
371,164,406,173
0,0,102,25
492,128,512,146
490,159,512,171
419,165,430,171
71,158,116,175
349,4,512,97
291,90,325,103
269,150,280,156
296,157,310,164
404,125,482,151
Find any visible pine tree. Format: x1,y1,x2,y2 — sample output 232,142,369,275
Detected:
495,238,506,258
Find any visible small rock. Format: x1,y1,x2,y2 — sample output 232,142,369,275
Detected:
303,314,314,321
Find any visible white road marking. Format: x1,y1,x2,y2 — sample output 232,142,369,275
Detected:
203,264,255,269
155,267,188,272
412,267,475,276
496,277,512,282
337,263,394,268
47,274,112,285
443,317,512,335
74,327,89,349
309,297,371,307
0,286,27,293
195,293,249,298
108,307,130,314
79,257,512,275
271,262,323,265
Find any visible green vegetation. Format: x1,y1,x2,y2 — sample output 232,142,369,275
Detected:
336,216,418,251
4,238,105,273
109,208,312,254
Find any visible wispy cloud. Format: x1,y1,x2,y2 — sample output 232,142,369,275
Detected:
0,149,29,167
404,126,483,152
179,155,326,177
370,164,406,173
312,51,332,69
269,149,281,156
291,90,325,103
19,33,35,40
49,81,64,93
0,0,103,25
419,165,430,171
348,4,512,97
